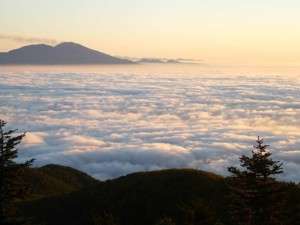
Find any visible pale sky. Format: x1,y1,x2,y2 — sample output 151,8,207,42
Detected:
1,0,300,66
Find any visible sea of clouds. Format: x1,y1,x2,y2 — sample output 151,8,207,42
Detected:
0,71,300,181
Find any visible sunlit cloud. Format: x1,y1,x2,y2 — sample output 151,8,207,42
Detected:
1,71,300,181
23,132,47,145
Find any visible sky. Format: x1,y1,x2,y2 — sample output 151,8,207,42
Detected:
1,0,300,66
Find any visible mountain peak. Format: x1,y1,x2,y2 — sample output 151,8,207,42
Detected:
0,42,133,64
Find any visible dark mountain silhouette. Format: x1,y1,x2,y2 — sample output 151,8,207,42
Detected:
18,166,300,225
21,164,99,199
20,168,227,225
0,42,133,64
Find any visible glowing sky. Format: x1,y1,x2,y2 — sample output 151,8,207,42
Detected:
1,0,300,66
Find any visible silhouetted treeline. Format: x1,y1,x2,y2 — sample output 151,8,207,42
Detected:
1,120,300,225
0,120,34,224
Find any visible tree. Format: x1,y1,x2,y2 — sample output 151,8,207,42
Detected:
227,137,284,225
0,119,34,224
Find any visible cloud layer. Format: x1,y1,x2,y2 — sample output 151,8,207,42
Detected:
0,34,58,46
0,71,300,181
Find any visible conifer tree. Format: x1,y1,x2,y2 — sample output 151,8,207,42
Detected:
227,137,284,225
0,119,34,225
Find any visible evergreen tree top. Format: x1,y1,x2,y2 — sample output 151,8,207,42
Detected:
228,136,283,180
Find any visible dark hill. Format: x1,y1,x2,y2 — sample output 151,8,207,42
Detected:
0,42,133,64
20,168,228,225
19,166,300,225
22,164,99,199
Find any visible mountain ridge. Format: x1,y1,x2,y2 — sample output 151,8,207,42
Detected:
0,42,133,64
18,164,300,225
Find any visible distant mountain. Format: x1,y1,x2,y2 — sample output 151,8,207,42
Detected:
126,57,203,64
0,42,133,64
137,58,180,64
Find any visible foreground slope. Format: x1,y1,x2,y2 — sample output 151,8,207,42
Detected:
21,168,228,225
0,42,133,64
19,166,300,225
22,164,99,198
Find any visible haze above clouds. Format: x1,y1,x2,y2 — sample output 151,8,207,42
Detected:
1,0,300,66
0,34,58,45
1,70,300,181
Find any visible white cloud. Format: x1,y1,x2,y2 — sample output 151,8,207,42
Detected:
61,135,108,147
22,132,47,145
1,71,300,181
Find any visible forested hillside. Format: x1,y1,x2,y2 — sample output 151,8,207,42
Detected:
18,167,300,225
1,120,299,225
